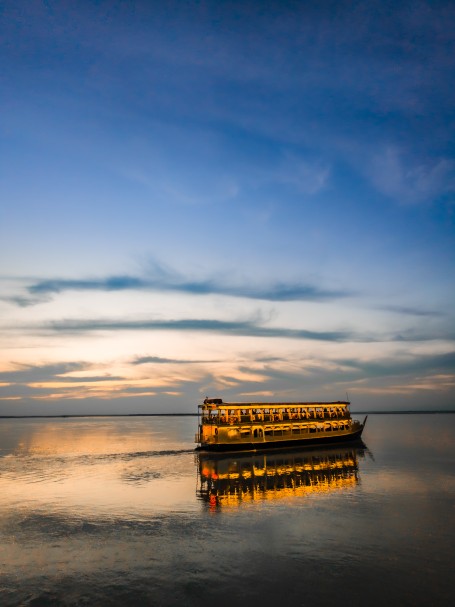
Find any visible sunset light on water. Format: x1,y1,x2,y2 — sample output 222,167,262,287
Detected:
1,415,454,606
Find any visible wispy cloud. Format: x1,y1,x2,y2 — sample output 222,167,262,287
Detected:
0,362,125,384
376,305,444,318
2,349,454,408
0,362,87,383
44,317,360,342
18,263,350,305
0,360,178,402
273,153,330,195
348,374,455,396
23,315,450,344
338,351,455,379
132,356,219,365
2,295,50,308
214,350,455,401
366,146,454,205
28,276,145,296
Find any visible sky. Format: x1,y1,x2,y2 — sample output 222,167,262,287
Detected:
1,0,454,415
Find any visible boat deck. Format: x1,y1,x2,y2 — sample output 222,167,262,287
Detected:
196,399,366,451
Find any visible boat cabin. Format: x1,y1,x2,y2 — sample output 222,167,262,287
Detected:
195,399,364,451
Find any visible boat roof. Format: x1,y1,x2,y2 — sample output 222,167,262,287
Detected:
200,400,350,409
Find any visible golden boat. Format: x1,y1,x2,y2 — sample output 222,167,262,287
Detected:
197,444,365,509
195,398,367,451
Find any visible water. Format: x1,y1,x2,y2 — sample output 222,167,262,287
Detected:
0,414,454,606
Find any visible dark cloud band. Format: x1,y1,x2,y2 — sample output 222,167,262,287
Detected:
26,273,350,303
46,317,360,342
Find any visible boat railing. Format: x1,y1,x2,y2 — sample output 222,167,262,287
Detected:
201,411,351,424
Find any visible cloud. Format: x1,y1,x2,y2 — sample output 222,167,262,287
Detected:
233,350,455,388
2,295,51,308
19,263,351,305
0,362,87,383
366,146,454,205
0,357,203,404
2,349,454,409
0,362,125,385
22,315,450,344
45,317,360,342
213,350,455,403
376,305,444,318
132,356,218,365
4,258,353,326
338,351,455,379
28,276,146,296
348,374,455,396
274,153,330,195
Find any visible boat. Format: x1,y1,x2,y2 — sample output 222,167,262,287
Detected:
195,397,367,452
197,444,365,509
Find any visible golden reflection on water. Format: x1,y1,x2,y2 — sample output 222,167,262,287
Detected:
10,421,160,456
0,418,370,521
0,418,197,518
197,445,365,510
0,416,196,458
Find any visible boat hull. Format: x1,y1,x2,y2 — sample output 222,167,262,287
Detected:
196,425,365,452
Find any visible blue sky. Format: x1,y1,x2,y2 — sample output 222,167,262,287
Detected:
1,0,454,414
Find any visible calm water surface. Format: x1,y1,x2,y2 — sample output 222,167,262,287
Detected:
0,414,454,606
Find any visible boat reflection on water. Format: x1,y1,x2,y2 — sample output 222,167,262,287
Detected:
197,442,367,510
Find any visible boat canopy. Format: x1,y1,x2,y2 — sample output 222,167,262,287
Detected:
199,400,350,410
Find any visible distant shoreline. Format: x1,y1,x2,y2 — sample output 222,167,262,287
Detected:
0,410,454,419
0,413,198,418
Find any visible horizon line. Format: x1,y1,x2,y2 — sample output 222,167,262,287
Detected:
0,410,454,419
